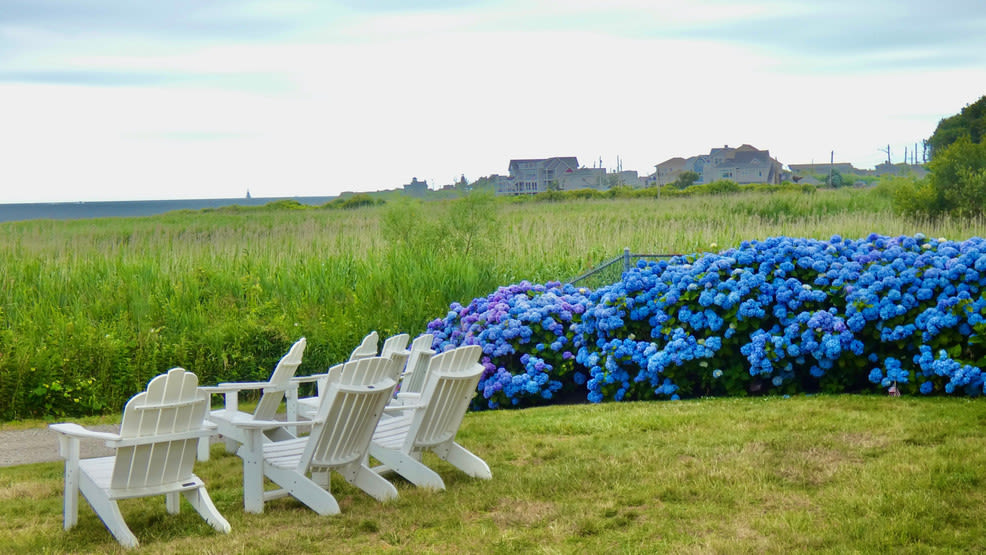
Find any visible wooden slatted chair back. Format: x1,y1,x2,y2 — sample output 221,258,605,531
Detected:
349,331,379,361
253,337,307,420
386,351,409,382
380,333,409,359
400,334,435,394
337,355,404,387
407,345,483,450
112,368,208,492
301,378,397,470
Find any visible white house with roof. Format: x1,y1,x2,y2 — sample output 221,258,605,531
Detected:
495,157,580,195
653,144,783,186
556,167,606,190
402,177,429,196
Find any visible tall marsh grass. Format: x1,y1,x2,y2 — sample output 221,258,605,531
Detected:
2,187,985,420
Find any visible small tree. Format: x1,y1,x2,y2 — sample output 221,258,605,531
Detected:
672,171,699,189
930,136,986,217
825,168,845,187
893,136,986,217
928,95,986,158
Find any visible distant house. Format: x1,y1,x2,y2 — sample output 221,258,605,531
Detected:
789,162,858,175
873,163,929,178
610,170,644,188
557,167,606,191
402,177,429,196
653,144,782,186
495,157,580,195
704,144,783,184
653,157,686,187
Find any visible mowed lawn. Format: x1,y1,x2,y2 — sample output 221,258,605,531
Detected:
2,395,984,554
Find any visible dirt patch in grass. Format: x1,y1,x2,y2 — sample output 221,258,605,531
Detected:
0,478,59,501
837,431,892,451
489,498,558,529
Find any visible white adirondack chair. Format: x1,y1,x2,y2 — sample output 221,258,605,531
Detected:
288,331,381,411
198,337,306,460
394,333,436,400
49,368,230,549
293,352,409,421
379,333,409,358
369,344,491,490
348,331,379,360
230,363,401,514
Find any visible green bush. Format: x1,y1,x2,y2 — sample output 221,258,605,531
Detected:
893,137,986,218
323,194,384,210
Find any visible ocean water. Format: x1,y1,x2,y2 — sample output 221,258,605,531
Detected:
0,196,336,223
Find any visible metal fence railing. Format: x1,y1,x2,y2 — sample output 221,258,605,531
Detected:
566,248,678,288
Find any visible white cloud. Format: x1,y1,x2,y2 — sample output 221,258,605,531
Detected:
0,0,985,202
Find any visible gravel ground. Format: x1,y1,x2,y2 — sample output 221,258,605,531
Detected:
0,426,225,467
0,425,120,467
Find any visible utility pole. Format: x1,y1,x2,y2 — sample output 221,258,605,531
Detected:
654,164,661,199
880,145,891,165
829,151,834,186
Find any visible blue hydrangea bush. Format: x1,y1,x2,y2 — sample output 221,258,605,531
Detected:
428,281,591,408
428,234,986,408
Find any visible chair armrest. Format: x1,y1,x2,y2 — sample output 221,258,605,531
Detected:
200,381,278,393
383,401,425,413
393,392,422,404
49,422,120,442
202,382,299,414
227,418,312,430
290,374,327,385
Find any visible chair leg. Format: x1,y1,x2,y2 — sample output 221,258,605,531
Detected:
183,487,232,534
264,465,341,516
197,437,211,462
369,445,445,490
239,444,266,514
80,476,139,549
347,463,399,502
165,492,180,514
62,458,80,530
433,442,492,479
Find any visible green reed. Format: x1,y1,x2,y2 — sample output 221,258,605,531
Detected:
2,187,985,420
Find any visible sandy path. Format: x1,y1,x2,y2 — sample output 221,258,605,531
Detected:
0,426,225,467
0,425,120,467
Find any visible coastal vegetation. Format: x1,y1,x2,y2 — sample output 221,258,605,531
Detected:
927,93,986,157
3,183,986,420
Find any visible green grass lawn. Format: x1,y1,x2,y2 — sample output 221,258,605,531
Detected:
2,395,984,554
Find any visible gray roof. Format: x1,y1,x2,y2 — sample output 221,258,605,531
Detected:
509,157,579,167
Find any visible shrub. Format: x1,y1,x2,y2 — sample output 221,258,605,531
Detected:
324,194,384,210
894,137,986,218
428,281,592,408
430,234,986,407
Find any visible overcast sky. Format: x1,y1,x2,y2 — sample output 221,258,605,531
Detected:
1,0,985,203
